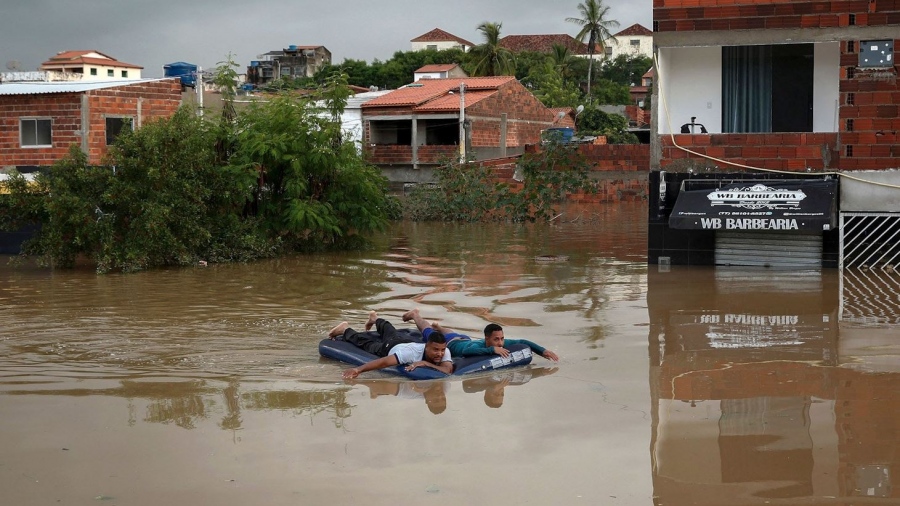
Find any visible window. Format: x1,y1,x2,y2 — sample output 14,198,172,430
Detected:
427,45,438,51
605,47,613,57
20,118,52,147
107,69,114,77
105,117,133,145
630,39,640,47
121,70,128,78
90,68,97,76
722,44,813,133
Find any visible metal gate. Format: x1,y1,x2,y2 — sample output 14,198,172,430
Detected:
716,231,823,268
839,212,900,323
839,212,900,269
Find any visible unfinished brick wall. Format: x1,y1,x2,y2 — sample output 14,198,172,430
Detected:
839,39,900,169
484,143,650,204
0,79,182,168
654,0,900,32
467,81,560,147
660,133,842,170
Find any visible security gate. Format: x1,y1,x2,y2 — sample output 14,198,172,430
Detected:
839,212,900,323
716,231,823,268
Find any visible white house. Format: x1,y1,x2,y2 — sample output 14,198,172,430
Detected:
604,24,654,61
410,28,475,52
39,50,143,81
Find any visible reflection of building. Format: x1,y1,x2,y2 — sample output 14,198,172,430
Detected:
648,267,900,502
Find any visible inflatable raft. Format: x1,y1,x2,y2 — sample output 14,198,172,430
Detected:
318,330,533,380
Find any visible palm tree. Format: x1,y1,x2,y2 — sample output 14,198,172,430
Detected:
566,0,619,103
469,22,516,77
549,43,577,84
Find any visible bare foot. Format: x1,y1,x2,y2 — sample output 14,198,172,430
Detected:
364,310,378,331
402,308,419,322
431,321,449,334
328,321,349,339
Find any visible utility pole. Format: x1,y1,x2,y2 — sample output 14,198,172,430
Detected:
458,82,466,162
197,66,204,117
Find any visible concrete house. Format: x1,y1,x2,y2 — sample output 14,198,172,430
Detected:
246,45,332,86
604,24,654,60
414,64,468,82
361,76,572,187
39,50,143,81
649,0,900,268
410,28,474,52
0,79,182,171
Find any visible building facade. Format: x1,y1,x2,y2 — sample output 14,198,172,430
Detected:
650,0,900,268
246,45,331,86
361,76,572,187
38,50,143,81
0,79,182,170
410,28,474,52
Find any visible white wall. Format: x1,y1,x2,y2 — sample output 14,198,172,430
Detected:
658,43,839,135
657,46,723,134
607,35,654,63
813,42,840,133
414,72,445,81
411,41,469,52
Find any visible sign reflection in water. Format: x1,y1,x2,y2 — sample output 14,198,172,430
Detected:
648,266,898,502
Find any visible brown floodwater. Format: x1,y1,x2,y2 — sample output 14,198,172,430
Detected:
1,202,898,505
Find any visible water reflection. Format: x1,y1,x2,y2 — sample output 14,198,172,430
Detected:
648,266,900,503
462,366,558,408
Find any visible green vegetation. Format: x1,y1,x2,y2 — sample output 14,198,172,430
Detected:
0,63,396,273
404,140,597,223
567,0,620,104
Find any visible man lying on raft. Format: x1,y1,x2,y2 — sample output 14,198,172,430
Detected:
402,308,560,362
329,311,452,379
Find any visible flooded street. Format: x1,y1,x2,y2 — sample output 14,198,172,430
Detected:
1,202,898,505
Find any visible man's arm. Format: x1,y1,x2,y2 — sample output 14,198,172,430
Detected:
343,354,400,379
505,339,558,362
405,359,453,375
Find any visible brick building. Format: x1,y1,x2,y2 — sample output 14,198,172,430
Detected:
361,76,573,186
0,78,182,171
650,0,900,268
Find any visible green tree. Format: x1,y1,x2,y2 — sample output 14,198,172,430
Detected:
227,87,394,250
468,22,516,76
577,107,638,144
599,54,653,87
590,78,632,105
567,0,620,103
529,61,582,108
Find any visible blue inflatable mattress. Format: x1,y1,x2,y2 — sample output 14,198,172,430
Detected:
318,330,533,380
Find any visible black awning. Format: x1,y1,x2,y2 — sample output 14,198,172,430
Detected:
668,179,838,231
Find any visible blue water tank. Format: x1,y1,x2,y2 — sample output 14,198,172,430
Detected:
544,127,575,143
163,61,198,88
288,45,298,51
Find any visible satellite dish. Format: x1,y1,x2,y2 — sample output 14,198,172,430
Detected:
6,60,21,71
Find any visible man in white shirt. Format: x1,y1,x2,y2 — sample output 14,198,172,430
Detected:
329,312,452,379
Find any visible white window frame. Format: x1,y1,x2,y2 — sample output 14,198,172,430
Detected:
20,117,52,148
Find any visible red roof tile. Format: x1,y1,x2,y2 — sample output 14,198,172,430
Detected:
41,50,143,69
410,28,475,47
415,64,459,73
362,76,516,109
499,34,599,54
614,24,653,37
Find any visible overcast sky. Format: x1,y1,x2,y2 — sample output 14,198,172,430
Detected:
2,0,651,78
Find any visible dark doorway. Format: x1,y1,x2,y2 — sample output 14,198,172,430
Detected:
771,44,814,132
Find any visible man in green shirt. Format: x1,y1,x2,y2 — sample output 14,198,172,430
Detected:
401,308,559,362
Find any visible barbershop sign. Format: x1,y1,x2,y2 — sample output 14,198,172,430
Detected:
668,179,838,231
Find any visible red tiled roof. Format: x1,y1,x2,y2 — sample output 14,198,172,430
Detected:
41,50,143,69
499,34,597,54
410,28,475,47
362,76,516,109
614,24,653,37
417,90,495,111
415,64,459,73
